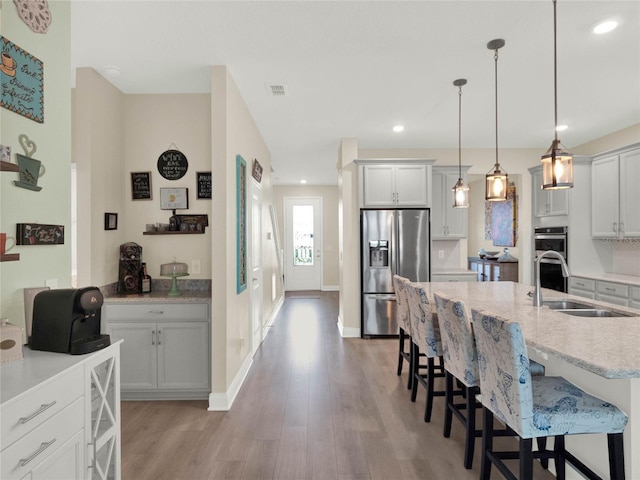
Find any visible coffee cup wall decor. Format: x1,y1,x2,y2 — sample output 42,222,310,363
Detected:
14,154,45,191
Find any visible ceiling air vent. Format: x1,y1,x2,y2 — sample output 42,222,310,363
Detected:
266,84,288,97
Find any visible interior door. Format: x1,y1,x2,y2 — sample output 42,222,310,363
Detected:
284,197,322,291
250,180,263,354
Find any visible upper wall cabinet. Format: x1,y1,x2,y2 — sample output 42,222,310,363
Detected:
356,159,434,208
431,166,469,239
592,144,640,239
529,165,569,218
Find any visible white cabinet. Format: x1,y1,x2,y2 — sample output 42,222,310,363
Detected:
356,160,433,208
530,166,569,217
596,280,629,307
569,276,638,307
568,276,596,300
103,302,210,400
0,343,121,480
631,287,640,311
431,166,469,239
592,145,640,238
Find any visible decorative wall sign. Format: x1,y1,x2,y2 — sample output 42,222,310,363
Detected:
13,0,52,34
174,214,208,232
196,171,211,199
236,155,247,293
157,149,188,180
0,145,10,163
252,159,263,183
16,223,64,245
131,171,152,200
18,134,37,157
104,213,118,231
14,153,45,191
1,36,44,123
160,187,189,210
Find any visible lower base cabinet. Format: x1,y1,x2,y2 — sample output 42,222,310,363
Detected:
103,302,210,400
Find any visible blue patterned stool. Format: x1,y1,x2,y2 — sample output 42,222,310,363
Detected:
393,275,413,389
471,308,627,480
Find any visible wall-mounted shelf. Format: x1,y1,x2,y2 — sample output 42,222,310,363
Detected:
1,161,20,172
143,231,204,235
1,253,20,262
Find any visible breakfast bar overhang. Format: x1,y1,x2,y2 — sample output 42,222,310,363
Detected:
414,281,640,480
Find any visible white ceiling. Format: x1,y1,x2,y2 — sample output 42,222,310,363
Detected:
70,1,640,185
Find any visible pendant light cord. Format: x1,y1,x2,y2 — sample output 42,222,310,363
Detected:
553,0,559,145
493,47,499,170
458,84,462,178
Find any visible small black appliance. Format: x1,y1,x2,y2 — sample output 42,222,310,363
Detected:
29,287,110,355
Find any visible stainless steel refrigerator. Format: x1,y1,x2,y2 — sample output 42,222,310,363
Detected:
361,209,431,337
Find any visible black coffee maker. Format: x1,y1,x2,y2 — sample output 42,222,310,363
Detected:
30,287,110,355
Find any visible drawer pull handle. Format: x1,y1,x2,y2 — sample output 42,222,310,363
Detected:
576,282,585,287
605,287,615,292
148,310,164,315
19,439,56,467
19,401,57,424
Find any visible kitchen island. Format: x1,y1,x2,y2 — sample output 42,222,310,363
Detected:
414,281,640,480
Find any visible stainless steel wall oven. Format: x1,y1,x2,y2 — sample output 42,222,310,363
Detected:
534,226,568,292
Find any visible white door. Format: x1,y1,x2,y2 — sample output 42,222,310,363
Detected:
250,180,263,354
284,197,322,291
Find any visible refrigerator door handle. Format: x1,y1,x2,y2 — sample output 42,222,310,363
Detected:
368,294,396,301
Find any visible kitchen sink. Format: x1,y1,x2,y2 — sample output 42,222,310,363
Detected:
543,300,594,310
542,299,635,317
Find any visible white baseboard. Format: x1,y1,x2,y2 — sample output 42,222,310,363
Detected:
207,350,253,411
322,285,339,291
264,295,284,337
337,314,360,338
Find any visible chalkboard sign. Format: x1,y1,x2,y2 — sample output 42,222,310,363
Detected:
131,171,152,200
16,223,64,245
197,171,212,199
157,149,188,180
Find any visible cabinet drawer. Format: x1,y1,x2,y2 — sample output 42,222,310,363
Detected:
1,366,83,449
631,286,640,301
568,288,596,300
1,397,83,480
104,302,209,321
568,277,595,292
596,293,629,307
597,281,629,299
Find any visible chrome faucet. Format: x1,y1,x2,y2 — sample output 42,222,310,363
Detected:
533,250,571,307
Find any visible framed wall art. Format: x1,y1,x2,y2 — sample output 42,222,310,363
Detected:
157,148,188,180
236,155,247,293
252,159,263,183
1,36,44,123
104,213,118,231
160,187,189,210
131,171,152,200
196,171,211,199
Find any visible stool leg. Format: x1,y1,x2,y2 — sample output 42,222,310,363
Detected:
519,438,533,480
480,407,493,480
424,357,435,422
554,435,566,480
411,343,419,402
397,328,405,376
463,385,476,469
607,433,625,480
443,372,454,438
536,437,548,469
407,340,414,390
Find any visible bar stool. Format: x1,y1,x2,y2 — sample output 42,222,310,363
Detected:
393,274,413,389
405,282,445,422
471,308,627,480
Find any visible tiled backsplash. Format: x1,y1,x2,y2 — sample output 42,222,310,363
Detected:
613,241,640,277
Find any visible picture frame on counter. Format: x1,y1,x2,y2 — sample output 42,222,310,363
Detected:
104,212,118,231
130,171,152,200
160,187,189,210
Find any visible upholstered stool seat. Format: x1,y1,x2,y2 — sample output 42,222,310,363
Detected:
472,308,627,480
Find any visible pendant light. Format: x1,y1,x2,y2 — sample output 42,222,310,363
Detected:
452,79,470,208
541,0,574,189
485,38,508,202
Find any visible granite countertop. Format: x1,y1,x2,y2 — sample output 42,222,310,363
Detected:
571,272,640,287
414,281,640,379
104,290,211,303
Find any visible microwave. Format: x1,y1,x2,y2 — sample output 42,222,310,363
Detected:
534,226,567,260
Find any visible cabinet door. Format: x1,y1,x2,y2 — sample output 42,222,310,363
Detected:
620,148,640,237
106,323,157,390
431,169,446,238
362,165,395,206
157,322,210,390
31,430,84,480
592,155,620,237
532,168,569,217
442,170,467,237
395,164,429,206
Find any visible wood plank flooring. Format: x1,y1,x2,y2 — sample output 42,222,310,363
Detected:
121,291,555,479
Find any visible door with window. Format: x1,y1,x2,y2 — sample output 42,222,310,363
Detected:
284,197,322,291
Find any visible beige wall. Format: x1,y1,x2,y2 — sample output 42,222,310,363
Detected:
1,1,71,336
272,185,339,289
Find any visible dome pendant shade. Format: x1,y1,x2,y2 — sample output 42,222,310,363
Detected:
542,140,573,189
485,166,508,201
452,178,470,208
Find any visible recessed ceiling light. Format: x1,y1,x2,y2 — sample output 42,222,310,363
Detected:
556,125,568,132
300,179,307,184
593,20,618,35
104,66,121,77
392,125,404,133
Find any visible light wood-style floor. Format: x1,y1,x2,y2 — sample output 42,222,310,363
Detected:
121,291,554,479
